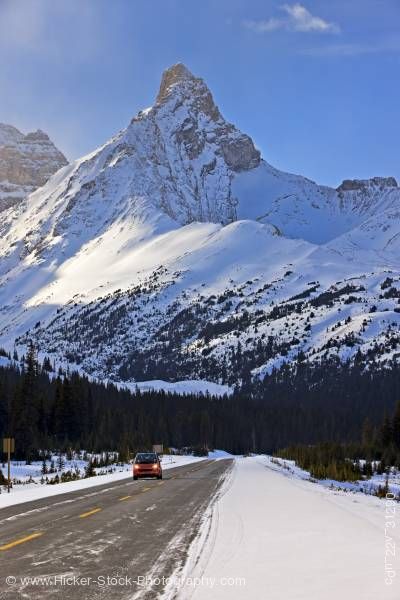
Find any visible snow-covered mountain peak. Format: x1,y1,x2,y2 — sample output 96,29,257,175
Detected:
155,62,222,123
11,63,263,246
0,66,399,386
0,123,24,145
24,129,51,142
144,62,261,174
156,63,205,103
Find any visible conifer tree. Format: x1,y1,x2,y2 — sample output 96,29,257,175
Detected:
11,341,39,459
57,453,65,472
85,459,96,478
361,417,373,448
0,468,7,486
381,414,393,448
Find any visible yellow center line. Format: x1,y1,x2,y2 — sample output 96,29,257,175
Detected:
0,532,44,551
119,495,132,501
79,507,102,519
141,487,151,492
158,481,164,485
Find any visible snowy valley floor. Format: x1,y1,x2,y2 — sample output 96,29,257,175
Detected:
174,456,400,600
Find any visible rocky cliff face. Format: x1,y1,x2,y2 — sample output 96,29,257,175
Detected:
0,123,67,210
155,63,260,172
337,177,398,192
124,62,261,224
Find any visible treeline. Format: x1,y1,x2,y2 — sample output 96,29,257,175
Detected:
275,444,363,481
248,357,400,449
276,401,400,481
0,347,399,460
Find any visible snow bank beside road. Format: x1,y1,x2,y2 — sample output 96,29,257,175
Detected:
269,454,400,498
208,449,235,459
177,456,399,600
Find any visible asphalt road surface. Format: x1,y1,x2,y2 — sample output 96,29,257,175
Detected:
0,459,233,599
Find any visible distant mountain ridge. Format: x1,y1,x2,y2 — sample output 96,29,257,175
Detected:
0,123,67,211
0,64,399,389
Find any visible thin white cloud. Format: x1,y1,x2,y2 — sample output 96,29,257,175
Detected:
244,3,340,35
244,17,285,33
283,3,339,33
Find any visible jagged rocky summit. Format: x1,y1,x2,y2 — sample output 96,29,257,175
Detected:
0,123,67,211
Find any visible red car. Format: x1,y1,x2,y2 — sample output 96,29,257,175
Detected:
133,452,162,480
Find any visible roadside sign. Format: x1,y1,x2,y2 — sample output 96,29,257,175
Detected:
153,444,163,455
2,438,14,493
2,438,15,454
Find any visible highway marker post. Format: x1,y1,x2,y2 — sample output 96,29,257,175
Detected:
2,437,15,493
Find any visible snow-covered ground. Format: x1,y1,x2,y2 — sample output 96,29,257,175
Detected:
131,379,232,397
207,449,234,459
0,454,208,509
1,452,107,484
270,455,400,498
173,456,400,600
0,355,232,398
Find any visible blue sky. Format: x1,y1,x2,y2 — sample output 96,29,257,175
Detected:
0,0,399,187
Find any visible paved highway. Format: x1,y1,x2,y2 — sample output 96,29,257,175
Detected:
0,459,233,599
